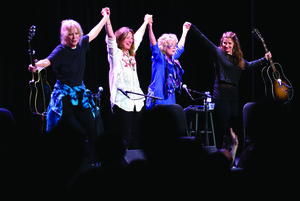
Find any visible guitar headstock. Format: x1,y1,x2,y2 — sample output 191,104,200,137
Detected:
253,28,264,41
28,25,36,65
28,25,36,41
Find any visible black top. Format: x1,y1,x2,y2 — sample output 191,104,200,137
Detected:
190,25,268,101
47,35,90,87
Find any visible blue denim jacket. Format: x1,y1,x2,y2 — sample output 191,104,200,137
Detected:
146,43,184,110
46,80,98,132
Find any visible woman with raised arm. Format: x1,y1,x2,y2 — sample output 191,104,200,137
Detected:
28,11,109,164
146,19,191,109
190,24,272,149
103,7,152,149
28,12,109,140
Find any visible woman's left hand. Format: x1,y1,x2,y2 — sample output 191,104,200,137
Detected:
144,14,153,25
265,51,272,60
101,7,110,16
183,22,191,31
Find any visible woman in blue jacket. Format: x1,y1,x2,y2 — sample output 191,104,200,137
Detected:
146,19,191,110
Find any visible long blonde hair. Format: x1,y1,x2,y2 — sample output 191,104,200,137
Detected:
219,31,245,69
60,19,84,46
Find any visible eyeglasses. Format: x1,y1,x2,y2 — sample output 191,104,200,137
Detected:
166,44,177,49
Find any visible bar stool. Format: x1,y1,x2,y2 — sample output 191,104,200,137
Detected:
184,105,216,146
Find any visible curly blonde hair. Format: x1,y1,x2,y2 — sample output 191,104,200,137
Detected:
60,19,84,46
157,33,178,55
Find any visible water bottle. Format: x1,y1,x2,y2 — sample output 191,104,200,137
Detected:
205,91,211,109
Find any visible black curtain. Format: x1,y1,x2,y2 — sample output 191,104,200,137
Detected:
0,0,296,135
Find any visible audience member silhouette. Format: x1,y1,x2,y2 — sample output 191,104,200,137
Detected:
0,102,292,199
0,108,15,148
70,132,127,199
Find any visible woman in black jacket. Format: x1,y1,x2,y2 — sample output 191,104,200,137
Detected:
190,24,272,149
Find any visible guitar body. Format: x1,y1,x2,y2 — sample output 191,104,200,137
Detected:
29,69,51,115
28,25,52,116
253,28,293,105
261,62,293,105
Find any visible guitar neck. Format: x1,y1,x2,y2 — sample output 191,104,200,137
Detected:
28,40,35,66
261,39,276,72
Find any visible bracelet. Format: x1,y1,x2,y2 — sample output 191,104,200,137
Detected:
106,23,111,26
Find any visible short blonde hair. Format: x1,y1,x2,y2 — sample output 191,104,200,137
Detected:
157,33,178,55
60,19,84,45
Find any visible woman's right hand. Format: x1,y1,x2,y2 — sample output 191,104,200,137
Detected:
28,64,37,73
101,7,110,17
144,14,153,25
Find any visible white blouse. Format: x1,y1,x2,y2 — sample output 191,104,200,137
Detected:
106,33,145,112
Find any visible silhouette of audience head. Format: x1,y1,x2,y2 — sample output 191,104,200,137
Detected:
0,108,15,146
95,132,126,168
139,105,185,162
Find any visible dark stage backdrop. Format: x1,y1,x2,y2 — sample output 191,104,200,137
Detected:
0,0,296,135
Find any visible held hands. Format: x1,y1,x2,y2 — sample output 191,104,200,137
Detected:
102,8,153,25
101,7,111,24
144,14,153,25
101,7,110,17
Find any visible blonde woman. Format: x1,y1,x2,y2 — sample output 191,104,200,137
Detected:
28,13,109,140
146,19,191,109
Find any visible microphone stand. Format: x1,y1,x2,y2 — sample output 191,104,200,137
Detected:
183,85,211,101
203,97,209,146
125,90,163,100
184,86,211,146
188,88,210,98
92,87,104,166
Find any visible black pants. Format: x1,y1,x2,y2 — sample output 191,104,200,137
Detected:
60,95,95,141
213,99,238,149
113,105,143,150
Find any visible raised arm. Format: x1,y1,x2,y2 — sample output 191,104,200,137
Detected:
88,9,109,42
135,14,153,42
178,22,191,47
148,19,156,46
230,128,238,165
102,7,115,39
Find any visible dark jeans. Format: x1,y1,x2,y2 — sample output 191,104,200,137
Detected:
213,99,239,149
60,95,96,140
58,95,96,163
113,105,143,150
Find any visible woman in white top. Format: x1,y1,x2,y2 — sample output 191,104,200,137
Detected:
102,7,152,149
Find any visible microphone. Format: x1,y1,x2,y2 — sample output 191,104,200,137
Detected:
93,86,103,99
182,84,194,100
182,84,188,91
98,86,103,94
97,86,103,97
118,88,130,99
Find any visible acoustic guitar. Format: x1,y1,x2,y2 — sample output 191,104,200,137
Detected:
253,29,293,105
28,25,51,115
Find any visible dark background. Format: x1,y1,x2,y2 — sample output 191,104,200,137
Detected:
0,0,297,136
